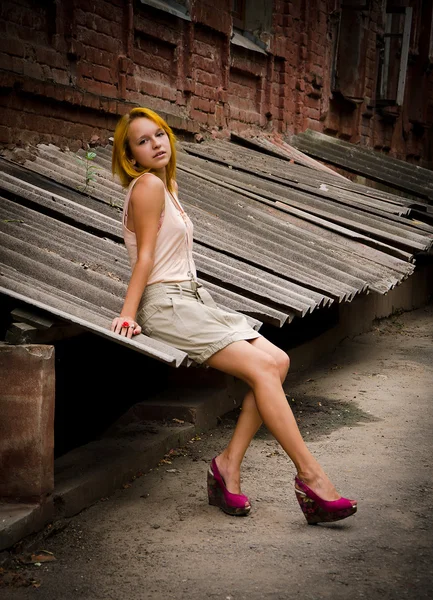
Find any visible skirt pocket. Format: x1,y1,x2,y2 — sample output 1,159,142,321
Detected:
136,302,166,335
170,297,195,338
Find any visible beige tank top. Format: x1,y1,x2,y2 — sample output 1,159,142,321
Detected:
122,173,197,285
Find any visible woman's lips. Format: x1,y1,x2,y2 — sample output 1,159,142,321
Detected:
154,151,166,158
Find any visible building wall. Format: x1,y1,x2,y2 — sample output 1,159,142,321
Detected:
0,0,432,166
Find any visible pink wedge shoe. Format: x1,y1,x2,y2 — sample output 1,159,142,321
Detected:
207,458,251,516
295,476,357,525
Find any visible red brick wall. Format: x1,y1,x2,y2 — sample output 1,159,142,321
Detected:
0,0,432,166
289,0,433,167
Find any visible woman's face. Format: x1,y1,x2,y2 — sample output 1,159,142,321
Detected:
127,117,172,172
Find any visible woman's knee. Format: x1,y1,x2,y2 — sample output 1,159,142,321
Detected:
251,352,281,383
275,349,290,377
249,337,290,380
206,340,284,387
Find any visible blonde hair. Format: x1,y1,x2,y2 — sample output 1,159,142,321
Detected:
112,107,177,191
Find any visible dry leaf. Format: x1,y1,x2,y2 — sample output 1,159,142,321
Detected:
31,553,56,563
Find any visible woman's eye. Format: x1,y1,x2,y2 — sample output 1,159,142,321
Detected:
157,131,164,137
139,139,147,145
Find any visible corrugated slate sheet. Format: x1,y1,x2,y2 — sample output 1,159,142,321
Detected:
180,140,433,253
291,129,433,203
183,138,426,220
0,165,189,367
1,136,432,367
230,133,348,179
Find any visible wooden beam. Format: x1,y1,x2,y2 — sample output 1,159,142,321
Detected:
6,321,83,345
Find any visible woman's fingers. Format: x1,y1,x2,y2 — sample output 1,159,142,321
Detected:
110,317,140,337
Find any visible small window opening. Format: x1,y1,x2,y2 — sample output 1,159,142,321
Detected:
376,6,412,106
230,0,271,53
331,1,371,103
232,0,246,30
138,0,190,21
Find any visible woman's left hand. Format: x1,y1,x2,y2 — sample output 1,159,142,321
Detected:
110,316,142,338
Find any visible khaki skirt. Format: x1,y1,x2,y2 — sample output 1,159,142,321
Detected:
136,280,261,364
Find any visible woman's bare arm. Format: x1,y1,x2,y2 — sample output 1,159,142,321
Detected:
111,175,165,337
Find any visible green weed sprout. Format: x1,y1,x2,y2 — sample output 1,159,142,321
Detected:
76,148,99,193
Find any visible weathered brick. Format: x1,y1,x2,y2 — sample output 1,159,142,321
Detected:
85,11,121,38
34,46,65,69
0,36,25,57
306,106,321,120
77,27,121,54
84,46,115,69
133,49,174,77
79,62,93,79
305,117,322,131
98,97,117,114
195,69,219,87
207,112,216,127
83,78,117,98
215,103,225,127
305,95,320,108
51,68,70,86
160,85,176,102
193,54,216,73
80,0,122,24
118,55,134,75
193,39,215,59
93,64,113,84
85,91,104,110
0,125,13,144
23,60,44,79
190,108,209,124
125,75,138,92
137,80,162,97
175,89,187,106
0,52,14,71
186,118,199,133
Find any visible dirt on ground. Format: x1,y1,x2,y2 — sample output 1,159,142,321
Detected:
1,305,433,600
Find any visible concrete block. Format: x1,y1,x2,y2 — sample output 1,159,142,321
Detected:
0,421,194,549
53,423,194,518
0,499,54,551
0,344,55,501
104,368,247,433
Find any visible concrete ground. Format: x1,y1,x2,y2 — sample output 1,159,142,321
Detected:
1,304,433,600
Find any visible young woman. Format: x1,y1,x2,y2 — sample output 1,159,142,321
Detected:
110,107,357,524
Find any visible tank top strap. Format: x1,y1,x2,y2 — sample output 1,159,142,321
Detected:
168,190,185,214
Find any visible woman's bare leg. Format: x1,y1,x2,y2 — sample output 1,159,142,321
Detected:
214,337,290,495
207,339,340,501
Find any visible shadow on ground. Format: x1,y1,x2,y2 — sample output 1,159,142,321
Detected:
218,394,379,443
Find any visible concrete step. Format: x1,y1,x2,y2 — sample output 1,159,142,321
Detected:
0,421,194,550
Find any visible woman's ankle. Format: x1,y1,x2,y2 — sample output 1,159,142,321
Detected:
215,450,242,475
296,467,340,501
